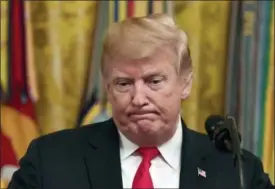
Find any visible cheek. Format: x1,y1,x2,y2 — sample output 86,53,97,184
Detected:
149,87,181,113
164,91,181,111
109,91,131,111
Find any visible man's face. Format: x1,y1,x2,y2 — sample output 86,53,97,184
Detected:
104,49,191,145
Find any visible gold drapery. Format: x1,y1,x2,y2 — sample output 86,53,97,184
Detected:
28,1,97,134
175,1,230,133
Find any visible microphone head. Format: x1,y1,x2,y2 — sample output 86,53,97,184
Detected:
205,115,231,152
205,115,225,141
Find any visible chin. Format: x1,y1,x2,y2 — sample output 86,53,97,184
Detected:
132,118,151,126
119,120,156,134
121,122,172,146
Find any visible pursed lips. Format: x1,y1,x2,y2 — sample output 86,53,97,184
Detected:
128,111,159,119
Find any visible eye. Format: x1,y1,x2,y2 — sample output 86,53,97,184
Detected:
147,76,164,89
114,78,133,92
150,78,162,84
117,81,130,86
114,78,131,86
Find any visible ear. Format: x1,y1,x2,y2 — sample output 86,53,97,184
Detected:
181,72,193,100
102,80,108,92
101,72,109,91
101,75,113,102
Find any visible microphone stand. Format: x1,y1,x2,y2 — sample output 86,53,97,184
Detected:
224,116,245,189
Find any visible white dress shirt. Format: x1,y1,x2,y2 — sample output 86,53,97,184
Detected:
118,117,183,188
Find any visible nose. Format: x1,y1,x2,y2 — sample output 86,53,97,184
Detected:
131,82,149,107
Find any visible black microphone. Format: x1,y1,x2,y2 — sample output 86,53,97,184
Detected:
205,115,241,152
205,115,245,189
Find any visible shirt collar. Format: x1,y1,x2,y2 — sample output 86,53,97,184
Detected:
118,116,183,171
119,130,139,160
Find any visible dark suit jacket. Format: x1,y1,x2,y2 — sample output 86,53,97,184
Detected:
8,118,274,189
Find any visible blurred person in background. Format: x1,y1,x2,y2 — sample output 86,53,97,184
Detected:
8,14,274,189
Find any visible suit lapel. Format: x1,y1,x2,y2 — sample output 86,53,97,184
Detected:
83,119,123,189
81,118,221,189
179,120,215,189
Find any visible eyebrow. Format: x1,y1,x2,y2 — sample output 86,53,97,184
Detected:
142,72,164,79
112,77,134,83
112,71,164,81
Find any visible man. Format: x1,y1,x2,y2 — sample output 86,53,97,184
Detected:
8,14,273,189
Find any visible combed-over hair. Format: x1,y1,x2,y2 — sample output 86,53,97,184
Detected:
101,13,192,75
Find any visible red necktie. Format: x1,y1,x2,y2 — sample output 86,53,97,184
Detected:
132,147,160,189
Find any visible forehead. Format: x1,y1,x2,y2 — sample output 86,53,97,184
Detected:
105,49,177,78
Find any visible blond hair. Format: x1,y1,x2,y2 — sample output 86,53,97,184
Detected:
101,13,192,75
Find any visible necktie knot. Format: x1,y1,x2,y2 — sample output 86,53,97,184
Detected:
137,147,160,161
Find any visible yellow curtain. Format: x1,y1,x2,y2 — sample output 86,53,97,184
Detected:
175,1,230,133
28,1,97,134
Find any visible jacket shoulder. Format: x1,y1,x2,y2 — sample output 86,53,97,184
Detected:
33,119,112,148
186,128,214,148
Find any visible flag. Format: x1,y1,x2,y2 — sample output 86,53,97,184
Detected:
238,1,258,150
253,1,273,156
0,0,39,178
224,1,274,183
79,1,110,126
0,132,18,181
197,167,206,178
225,1,242,119
262,1,274,183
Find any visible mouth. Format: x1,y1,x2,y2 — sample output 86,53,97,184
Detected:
128,111,159,120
